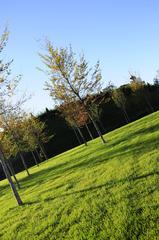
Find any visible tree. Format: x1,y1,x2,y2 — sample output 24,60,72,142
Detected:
76,106,94,140
40,43,106,143
86,94,106,133
112,88,130,123
72,126,82,145
130,74,153,113
59,101,88,146
1,110,51,174
22,117,41,166
27,114,52,160
0,147,23,206
0,111,31,176
64,101,94,140
0,131,21,189
0,28,23,205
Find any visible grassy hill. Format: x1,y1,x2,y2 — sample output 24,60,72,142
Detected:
0,112,159,240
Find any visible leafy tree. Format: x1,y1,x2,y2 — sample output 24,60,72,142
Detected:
22,117,41,166
0,28,23,205
65,101,94,140
76,107,94,140
0,111,31,176
0,146,23,205
40,43,106,143
87,95,106,132
27,114,52,160
112,88,130,123
59,101,88,146
130,74,153,113
1,110,51,175
0,131,21,188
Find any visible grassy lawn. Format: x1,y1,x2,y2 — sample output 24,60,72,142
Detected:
0,112,159,240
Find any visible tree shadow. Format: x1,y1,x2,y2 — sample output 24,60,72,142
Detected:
18,132,159,193
42,170,159,202
107,123,159,148
0,183,11,196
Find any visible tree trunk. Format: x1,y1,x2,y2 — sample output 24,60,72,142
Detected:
31,151,39,166
122,107,130,123
7,161,21,189
35,149,42,162
19,153,30,176
73,127,82,145
76,126,88,146
87,112,106,143
38,142,47,160
85,124,94,140
77,96,106,143
0,151,23,206
124,109,130,123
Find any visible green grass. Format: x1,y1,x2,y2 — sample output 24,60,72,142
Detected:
0,112,159,240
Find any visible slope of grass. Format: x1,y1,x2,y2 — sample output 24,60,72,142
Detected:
0,112,159,240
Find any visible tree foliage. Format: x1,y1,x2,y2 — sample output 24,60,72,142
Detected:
40,43,102,105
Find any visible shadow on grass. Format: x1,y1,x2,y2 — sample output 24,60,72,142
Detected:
19,132,159,193
41,170,159,203
0,184,12,195
105,123,159,149
3,119,156,199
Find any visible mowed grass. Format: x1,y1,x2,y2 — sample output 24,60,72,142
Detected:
0,112,159,240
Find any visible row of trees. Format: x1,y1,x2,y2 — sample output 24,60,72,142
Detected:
56,76,154,145
110,75,154,124
1,34,109,206
40,42,156,146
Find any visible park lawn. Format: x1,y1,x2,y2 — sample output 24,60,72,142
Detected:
0,112,159,240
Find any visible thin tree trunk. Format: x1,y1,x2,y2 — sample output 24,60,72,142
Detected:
31,151,39,166
123,110,129,123
38,142,47,160
124,108,130,123
122,107,130,123
19,153,30,176
76,126,88,146
76,95,106,143
0,150,23,206
73,127,82,145
35,149,42,162
9,159,16,175
7,161,21,189
85,124,94,140
125,112,130,123
88,112,106,143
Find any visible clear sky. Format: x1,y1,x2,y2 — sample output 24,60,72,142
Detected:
1,0,159,114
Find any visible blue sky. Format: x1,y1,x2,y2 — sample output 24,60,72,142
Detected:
1,0,159,114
